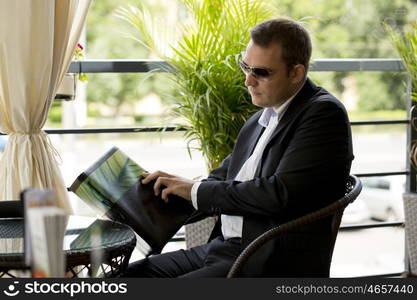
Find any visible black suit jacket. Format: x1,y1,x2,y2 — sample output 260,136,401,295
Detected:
194,78,353,277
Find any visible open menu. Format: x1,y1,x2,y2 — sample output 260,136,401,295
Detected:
69,147,195,255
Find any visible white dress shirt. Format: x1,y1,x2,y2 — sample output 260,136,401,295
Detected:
191,90,300,239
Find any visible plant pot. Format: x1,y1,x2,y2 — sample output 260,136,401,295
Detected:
403,192,417,275
56,73,77,101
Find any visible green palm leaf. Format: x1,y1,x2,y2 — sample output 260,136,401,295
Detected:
385,23,417,101
117,0,276,170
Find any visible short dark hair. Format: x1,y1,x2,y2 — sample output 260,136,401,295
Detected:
250,18,312,74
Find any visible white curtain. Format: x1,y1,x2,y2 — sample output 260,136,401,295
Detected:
0,0,92,212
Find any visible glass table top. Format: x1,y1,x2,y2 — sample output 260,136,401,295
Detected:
0,215,135,256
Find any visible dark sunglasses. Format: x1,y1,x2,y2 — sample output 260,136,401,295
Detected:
238,60,277,80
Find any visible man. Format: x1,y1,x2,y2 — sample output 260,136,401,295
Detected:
122,18,353,277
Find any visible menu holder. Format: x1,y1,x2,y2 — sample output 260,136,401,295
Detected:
22,189,68,277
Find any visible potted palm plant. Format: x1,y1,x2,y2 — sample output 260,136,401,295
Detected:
117,0,273,171
385,23,417,276
117,0,274,248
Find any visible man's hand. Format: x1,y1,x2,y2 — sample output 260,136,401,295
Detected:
141,170,194,202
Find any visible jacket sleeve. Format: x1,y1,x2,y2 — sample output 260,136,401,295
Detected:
184,153,233,224
203,154,232,182
196,100,352,218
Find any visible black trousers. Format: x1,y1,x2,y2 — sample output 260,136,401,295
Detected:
120,237,242,278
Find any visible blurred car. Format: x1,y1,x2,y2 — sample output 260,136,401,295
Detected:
360,176,404,222
342,176,404,224
341,196,371,224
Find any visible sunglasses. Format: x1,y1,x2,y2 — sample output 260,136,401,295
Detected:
238,60,278,81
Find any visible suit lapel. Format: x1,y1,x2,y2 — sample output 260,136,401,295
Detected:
228,113,264,179
246,122,264,159
233,79,318,178
267,78,318,145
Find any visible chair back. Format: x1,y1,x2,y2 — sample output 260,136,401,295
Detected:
328,175,362,261
227,175,362,277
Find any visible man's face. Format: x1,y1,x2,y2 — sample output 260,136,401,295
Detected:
242,40,301,108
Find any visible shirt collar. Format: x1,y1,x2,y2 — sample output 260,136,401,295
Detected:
258,82,305,128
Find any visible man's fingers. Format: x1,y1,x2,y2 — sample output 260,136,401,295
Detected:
141,173,193,201
161,186,173,202
153,177,171,196
141,172,155,184
141,170,175,184
141,170,163,184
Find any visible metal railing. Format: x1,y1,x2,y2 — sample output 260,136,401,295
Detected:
67,58,405,73
65,57,411,194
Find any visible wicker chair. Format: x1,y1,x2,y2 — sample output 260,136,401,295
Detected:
185,216,218,249
227,174,362,277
